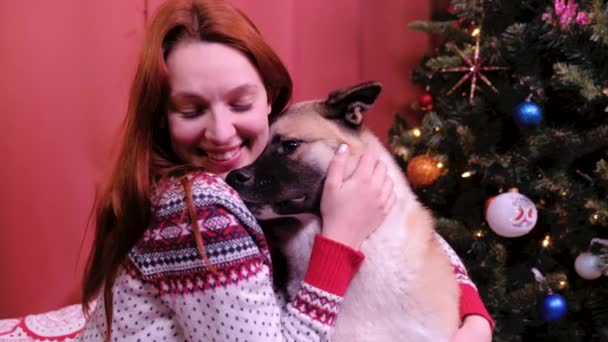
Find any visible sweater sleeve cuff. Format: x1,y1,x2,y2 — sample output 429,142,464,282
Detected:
303,235,365,296
459,284,495,330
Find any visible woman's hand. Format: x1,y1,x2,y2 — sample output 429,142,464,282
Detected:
320,144,396,249
452,315,493,342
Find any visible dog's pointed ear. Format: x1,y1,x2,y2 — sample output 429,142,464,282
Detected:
323,81,382,128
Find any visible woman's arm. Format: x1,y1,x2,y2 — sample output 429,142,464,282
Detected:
435,233,494,338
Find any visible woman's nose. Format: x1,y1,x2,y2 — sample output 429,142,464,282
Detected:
204,110,236,144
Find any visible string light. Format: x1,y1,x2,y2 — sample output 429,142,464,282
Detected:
461,170,476,178
558,280,568,289
412,128,422,137
475,230,485,238
434,127,441,132
471,27,481,37
437,162,444,169
542,235,552,248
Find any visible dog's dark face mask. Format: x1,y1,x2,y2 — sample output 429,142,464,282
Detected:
226,81,382,220
225,136,326,218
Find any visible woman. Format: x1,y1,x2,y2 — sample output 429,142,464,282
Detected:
78,0,492,341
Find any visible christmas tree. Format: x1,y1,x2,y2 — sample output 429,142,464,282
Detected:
389,0,608,341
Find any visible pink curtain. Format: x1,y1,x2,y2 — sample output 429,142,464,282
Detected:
0,0,431,317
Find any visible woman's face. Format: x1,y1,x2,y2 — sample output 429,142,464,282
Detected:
165,41,272,177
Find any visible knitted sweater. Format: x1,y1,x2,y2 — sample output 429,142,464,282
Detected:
77,172,364,342
436,233,494,328
78,171,492,341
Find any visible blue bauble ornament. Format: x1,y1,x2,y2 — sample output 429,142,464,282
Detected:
513,101,543,127
539,293,568,322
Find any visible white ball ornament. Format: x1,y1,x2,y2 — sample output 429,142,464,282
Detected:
574,252,603,280
485,189,538,238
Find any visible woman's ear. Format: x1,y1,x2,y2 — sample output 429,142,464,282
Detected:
266,102,272,116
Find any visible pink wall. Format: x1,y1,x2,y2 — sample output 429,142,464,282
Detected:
0,0,430,317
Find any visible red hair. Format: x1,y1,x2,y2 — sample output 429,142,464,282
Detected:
80,1,292,339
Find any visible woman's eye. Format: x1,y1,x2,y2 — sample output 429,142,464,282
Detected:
281,140,301,154
179,105,205,118
231,103,252,112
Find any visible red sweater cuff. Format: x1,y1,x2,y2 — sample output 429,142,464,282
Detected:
303,235,365,296
459,284,495,330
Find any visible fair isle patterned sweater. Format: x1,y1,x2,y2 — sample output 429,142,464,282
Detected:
77,171,492,342
77,172,364,342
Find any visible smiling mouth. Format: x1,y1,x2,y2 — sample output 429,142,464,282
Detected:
206,149,239,161
196,142,247,161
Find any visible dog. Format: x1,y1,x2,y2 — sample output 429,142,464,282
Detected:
226,82,459,341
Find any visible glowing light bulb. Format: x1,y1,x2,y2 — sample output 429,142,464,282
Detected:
542,235,551,248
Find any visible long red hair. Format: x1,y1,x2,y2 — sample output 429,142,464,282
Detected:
80,0,292,339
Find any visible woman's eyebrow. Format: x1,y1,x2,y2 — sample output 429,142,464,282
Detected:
225,84,258,98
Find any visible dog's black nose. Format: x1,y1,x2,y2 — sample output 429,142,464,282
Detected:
226,169,254,188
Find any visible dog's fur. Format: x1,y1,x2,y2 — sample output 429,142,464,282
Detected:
226,82,459,341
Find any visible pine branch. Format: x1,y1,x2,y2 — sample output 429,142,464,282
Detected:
585,199,608,226
526,128,583,164
420,112,446,150
500,23,528,58
425,55,466,71
596,159,608,183
553,63,604,100
389,114,423,150
435,217,471,242
532,171,572,200
585,284,608,340
591,0,608,46
449,0,485,21
526,126,608,167
408,20,474,43
485,243,508,305
456,125,475,155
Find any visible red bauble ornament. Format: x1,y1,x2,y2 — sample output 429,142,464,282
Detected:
406,155,441,188
484,196,495,216
418,92,434,111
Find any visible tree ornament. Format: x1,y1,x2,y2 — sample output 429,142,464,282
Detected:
406,155,441,188
542,0,592,30
532,268,568,322
513,101,543,127
438,27,510,104
485,188,538,237
574,239,608,279
574,252,603,280
418,92,434,111
453,18,465,29
539,293,568,322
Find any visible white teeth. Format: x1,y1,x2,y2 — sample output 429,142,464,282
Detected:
292,196,306,203
207,149,239,161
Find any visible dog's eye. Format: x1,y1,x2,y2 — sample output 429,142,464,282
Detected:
281,140,301,155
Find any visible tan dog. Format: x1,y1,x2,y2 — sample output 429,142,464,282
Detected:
226,82,459,341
